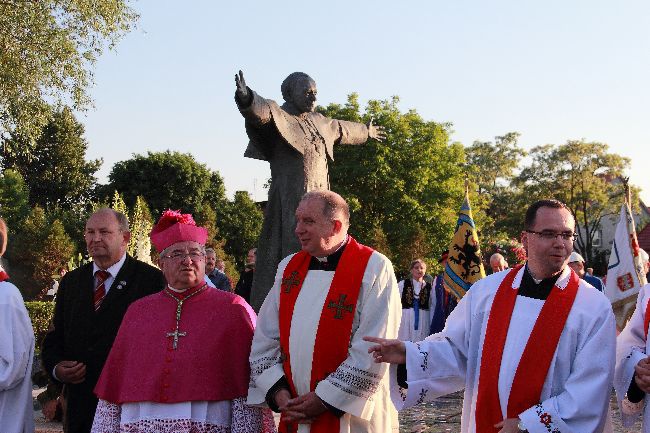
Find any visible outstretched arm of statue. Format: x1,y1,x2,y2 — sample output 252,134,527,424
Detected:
235,70,273,127
367,117,386,142
333,116,387,146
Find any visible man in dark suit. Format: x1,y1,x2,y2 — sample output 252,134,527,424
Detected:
205,247,232,291
42,208,166,433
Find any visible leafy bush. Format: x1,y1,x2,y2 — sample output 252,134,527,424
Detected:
25,301,55,350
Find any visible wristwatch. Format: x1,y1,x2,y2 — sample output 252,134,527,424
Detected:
518,419,528,432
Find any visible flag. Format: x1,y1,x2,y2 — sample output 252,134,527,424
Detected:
444,187,486,300
605,202,647,329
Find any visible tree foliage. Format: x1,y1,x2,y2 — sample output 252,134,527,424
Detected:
465,132,528,242
513,140,631,263
466,132,527,196
5,206,75,298
1,107,102,210
217,191,263,268
107,151,227,217
320,94,466,271
0,168,30,228
0,0,138,141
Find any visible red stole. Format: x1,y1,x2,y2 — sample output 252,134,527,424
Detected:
0,271,9,282
475,265,579,432
278,237,373,433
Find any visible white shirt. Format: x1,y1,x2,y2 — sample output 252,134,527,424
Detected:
92,253,127,295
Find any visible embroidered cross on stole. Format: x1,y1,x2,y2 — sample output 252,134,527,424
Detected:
278,236,373,433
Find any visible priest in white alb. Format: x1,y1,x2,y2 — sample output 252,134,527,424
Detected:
248,190,402,433
366,199,616,433
91,210,275,433
614,272,650,431
0,217,35,433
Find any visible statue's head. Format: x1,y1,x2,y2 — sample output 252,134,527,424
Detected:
281,72,317,113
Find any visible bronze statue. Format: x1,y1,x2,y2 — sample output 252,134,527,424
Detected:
235,70,385,310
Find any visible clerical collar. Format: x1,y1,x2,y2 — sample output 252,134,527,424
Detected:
309,236,348,271
518,265,561,300
166,281,207,300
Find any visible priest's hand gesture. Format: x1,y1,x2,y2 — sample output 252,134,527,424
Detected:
635,357,650,393
234,70,252,106
274,388,310,424
364,336,406,364
367,117,386,142
494,418,523,432
282,392,326,424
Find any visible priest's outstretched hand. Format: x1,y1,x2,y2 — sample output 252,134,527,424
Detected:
363,336,406,364
494,418,522,433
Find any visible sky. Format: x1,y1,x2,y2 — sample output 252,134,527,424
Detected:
80,0,650,204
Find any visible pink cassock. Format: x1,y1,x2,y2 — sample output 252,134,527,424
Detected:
94,287,255,404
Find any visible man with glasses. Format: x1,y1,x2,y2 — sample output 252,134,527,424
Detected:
91,210,274,432
42,208,166,433
366,199,616,433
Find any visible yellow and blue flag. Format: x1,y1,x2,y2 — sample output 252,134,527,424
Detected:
443,187,486,300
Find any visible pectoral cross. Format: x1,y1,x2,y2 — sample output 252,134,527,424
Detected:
166,328,186,350
162,284,207,350
281,271,301,294
327,294,354,319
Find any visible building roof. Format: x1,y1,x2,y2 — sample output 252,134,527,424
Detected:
638,223,650,253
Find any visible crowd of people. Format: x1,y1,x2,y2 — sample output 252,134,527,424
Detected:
4,193,650,433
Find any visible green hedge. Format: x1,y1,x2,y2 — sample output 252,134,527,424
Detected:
25,301,55,349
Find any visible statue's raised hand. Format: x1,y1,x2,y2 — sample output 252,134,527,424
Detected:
367,118,386,142
235,70,251,104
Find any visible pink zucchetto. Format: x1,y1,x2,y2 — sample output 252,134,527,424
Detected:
149,210,208,252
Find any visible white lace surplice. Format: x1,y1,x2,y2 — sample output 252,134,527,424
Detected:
91,397,276,433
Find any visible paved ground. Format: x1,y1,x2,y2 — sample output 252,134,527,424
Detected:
398,391,642,433
33,389,642,433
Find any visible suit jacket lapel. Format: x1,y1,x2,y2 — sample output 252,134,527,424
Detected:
78,263,95,316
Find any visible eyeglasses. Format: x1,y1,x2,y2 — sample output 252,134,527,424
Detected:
525,230,577,241
161,251,205,261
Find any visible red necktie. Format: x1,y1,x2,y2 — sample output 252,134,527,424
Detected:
94,270,110,311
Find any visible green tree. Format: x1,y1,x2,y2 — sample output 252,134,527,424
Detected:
2,107,102,210
33,219,75,296
466,132,527,196
107,151,226,217
0,169,30,228
4,206,75,298
321,94,466,271
128,196,153,263
0,0,138,141
465,133,528,241
514,139,631,263
217,191,263,268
